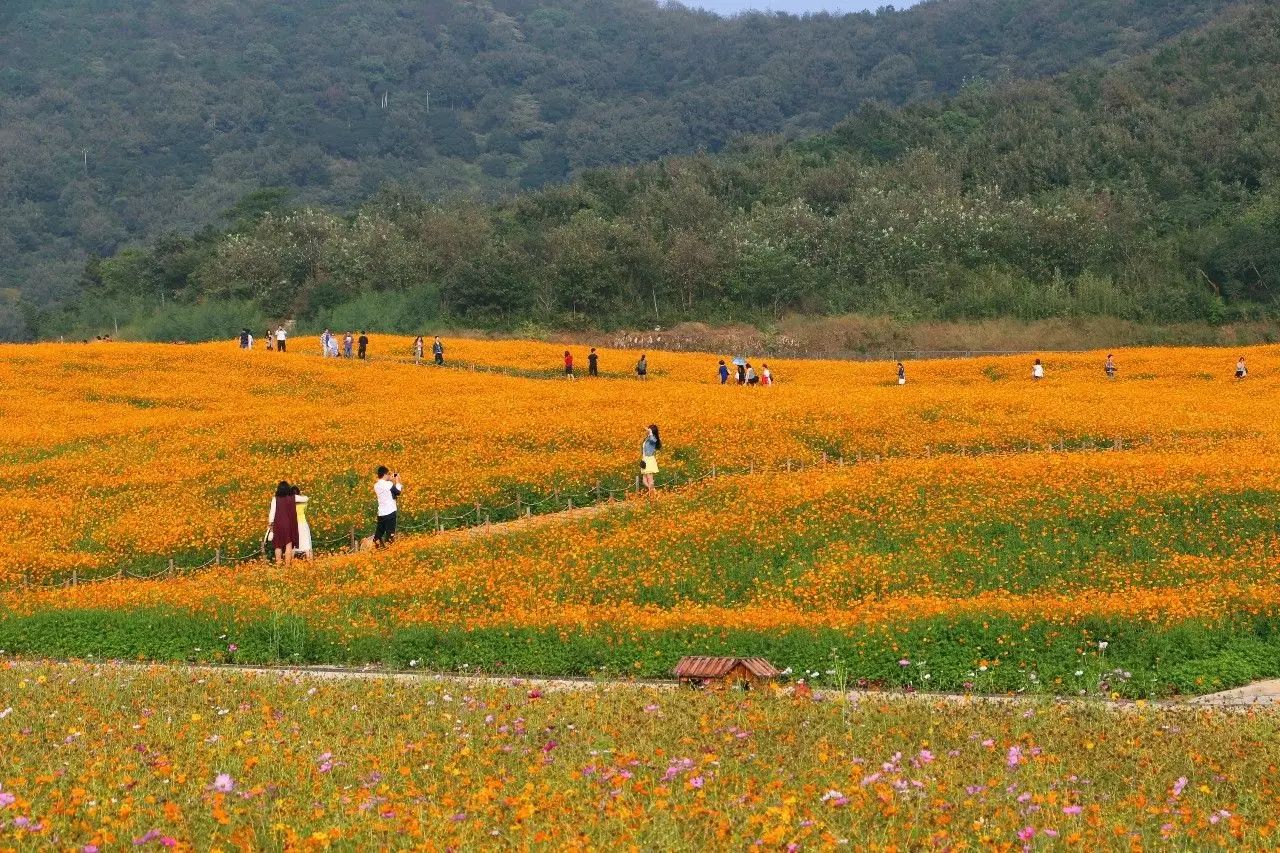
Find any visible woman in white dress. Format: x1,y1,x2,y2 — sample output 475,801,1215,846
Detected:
292,485,313,561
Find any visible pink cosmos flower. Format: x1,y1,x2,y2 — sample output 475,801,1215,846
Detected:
689,776,705,789
1063,805,1083,816
1007,745,1023,767
212,773,234,793
1017,827,1034,841
1172,776,1187,799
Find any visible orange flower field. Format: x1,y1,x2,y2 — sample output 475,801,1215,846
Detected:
1,338,1279,695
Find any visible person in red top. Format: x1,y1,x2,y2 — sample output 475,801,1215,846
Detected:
267,481,299,567
564,350,575,379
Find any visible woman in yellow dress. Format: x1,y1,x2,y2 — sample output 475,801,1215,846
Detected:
292,485,313,561
641,424,661,499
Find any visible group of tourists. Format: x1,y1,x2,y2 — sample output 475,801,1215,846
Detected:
317,329,370,359
412,336,445,365
717,359,774,386
563,348,647,379
265,467,403,565
265,481,311,567
268,422,665,562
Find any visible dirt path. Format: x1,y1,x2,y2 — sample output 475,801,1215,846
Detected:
8,658,1277,710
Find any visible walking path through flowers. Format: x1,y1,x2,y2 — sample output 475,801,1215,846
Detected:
8,657,1276,709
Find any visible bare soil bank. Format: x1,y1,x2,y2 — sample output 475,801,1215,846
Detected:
570,316,1280,360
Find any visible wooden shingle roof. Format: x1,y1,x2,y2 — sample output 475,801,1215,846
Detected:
673,656,781,679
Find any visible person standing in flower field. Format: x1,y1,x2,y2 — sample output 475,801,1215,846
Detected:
433,336,444,365
640,424,661,499
413,336,424,365
358,331,369,360
374,466,403,547
761,363,773,386
588,347,599,377
1105,353,1117,379
275,325,287,352
239,328,251,350
1236,356,1248,379
265,328,274,351
897,361,906,385
267,481,299,567
343,331,354,359
321,328,333,357
635,353,648,380
1032,358,1045,380
718,360,730,384
564,350,575,379
292,485,313,562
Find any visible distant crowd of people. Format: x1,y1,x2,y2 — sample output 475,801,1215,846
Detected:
236,327,1261,387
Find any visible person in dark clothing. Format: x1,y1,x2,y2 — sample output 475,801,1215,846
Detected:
718,360,730,384
736,363,746,385
239,328,251,350
588,348,599,377
267,481,299,567
433,336,444,365
358,332,369,360
373,466,403,547
635,353,648,380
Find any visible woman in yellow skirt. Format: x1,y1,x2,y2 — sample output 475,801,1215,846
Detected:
641,424,661,498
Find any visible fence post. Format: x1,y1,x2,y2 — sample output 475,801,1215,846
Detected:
526,506,532,517
786,459,791,473
926,445,932,458
215,547,221,566
711,464,717,479
168,558,175,575
595,481,601,502
435,512,442,532
838,456,844,467
749,460,754,475
349,527,356,550
475,502,481,523
821,451,827,465
515,494,522,514
71,568,78,587
568,497,574,510
1058,437,1065,452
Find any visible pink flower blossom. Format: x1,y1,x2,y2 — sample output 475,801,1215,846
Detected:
689,775,705,789
1063,805,1082,816
1007,745,1023,767
1017,826,1034,841
1172,776,1187,799
211,773,234,793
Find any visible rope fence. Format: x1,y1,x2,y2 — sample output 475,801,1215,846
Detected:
16,432,1156,591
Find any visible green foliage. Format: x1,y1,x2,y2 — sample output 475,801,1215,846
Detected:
3,608,1278,697
4,0,1245,334
55,2,1280,335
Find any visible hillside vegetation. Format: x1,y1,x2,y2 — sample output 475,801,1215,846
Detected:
42,1,1280,341
1,0,1243,337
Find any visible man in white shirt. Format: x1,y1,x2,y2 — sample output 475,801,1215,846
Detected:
373,466,403,546
275,325,287,353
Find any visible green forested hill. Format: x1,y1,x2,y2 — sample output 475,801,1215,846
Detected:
58,1,1280,340
0,0,1242,336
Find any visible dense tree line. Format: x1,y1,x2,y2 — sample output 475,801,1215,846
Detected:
46,1,1280,340
2,0,1244,338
